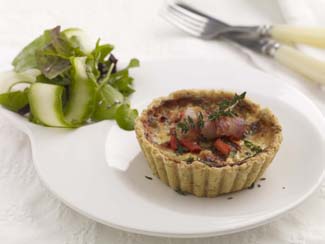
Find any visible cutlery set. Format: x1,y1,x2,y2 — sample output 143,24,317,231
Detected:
162,1,325,84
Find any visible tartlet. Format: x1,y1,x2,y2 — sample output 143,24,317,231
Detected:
135,90,282,197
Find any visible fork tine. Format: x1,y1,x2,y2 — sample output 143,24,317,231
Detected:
162,2,210,37
162,1,222,38
175,2,228,26
168,2,208,25
167,5,206,30
167,6,208,35
161,9,202,37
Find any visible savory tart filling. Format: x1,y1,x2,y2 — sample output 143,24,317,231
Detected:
141,91,281,168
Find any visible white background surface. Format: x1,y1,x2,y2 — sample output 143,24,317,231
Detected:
1,0,325,243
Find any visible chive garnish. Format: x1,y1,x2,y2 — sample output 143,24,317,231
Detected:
177,121,189,133
244,140,262,154
185,156,194,163
176,144,188,154
198,112,204,129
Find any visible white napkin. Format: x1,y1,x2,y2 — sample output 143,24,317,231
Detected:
275,0,325,102
278,0,317,25
277,0,325,61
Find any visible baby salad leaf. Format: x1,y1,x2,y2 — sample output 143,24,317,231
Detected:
115,104,138,131
112,77,135,96
110,58,139,79
13,26,86,79
46,26,74,57
92,84,124,121
35,26,74,79
0,90,29,112
92,39,114,63
100,84,124,105
12,34,51,72
127,58,140,68
107,59,139,96
36,74,71,86
92,103,119,121
36,50,71,79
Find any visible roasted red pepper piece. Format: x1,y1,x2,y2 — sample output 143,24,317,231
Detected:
179,138,201,153
179,110,185,120
214,139,231,156
169,134,178,150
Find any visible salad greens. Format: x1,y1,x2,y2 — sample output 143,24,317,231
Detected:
0,90,29,112
0,25,139,130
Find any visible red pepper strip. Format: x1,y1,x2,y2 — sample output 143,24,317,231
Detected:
179,138,201,153
179,111,185,120
169,134,178,150
214,139,231,156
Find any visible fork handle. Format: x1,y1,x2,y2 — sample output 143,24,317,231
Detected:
270,25,325,48
274,45,325,84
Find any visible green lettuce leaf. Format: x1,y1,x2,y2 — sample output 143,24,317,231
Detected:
126,58,140,68
115,104,138,130
112,76,135,96
36,74,70,86
35,26,74,79
12,34,51,72
110,58,139,79
0,90,29,112
47,26,74,56
92,84,124,121
92,39,114,63
36,50,71,79
107,58,139,97
92,103,119,121
100,84,124,105
12,26,84,79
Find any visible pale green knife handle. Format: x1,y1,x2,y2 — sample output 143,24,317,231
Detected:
271,25,325,48
274,45,325,84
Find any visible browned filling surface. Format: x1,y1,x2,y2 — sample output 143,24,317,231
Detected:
141,91,281,167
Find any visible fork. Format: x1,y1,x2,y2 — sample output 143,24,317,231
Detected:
161,1,325,85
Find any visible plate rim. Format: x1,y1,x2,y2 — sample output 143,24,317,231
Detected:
1,59,325,238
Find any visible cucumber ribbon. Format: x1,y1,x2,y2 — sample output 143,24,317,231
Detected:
29,57,97,127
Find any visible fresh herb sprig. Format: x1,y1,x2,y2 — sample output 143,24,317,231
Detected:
208,92,246,120
177,120,190,133
176,144,189,154
177,112,205,134
177,116,194,133
244,140,262,154
198,112,204,129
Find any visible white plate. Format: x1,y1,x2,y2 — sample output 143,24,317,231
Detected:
1,60,325,238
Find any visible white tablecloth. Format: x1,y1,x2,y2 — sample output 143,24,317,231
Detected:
1,0,325,243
